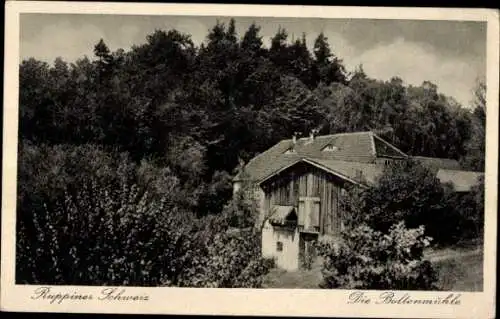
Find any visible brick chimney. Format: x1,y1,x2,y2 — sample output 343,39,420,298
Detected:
309,129,319,143
292,131,302,145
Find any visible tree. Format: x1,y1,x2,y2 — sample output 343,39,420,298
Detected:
461,80,486,171
241,22,264,55
312,32,347,85
268,75,324,137
287,33,314,87
315,71,377,134
269,26,289,62
19,58,53,142
313,32,331,64
342,159,449,242
94,38,114,76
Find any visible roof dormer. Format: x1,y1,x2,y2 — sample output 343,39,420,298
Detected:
322,144,339,152
284,148,297,155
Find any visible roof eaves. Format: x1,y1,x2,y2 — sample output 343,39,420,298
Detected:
302,158,367,188
257,157,304,185
257,157,368,188
245,140,290,166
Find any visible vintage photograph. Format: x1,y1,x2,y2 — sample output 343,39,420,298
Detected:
2,2,498,317
15,12,487,289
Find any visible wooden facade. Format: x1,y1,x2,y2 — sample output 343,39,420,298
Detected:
260,162,348,236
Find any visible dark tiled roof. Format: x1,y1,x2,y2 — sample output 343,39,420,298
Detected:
436,169,484,192
235,131,473,191
236,131,379,182
237,148,302,183
413,156,462,172
297,131,377,162
310,159,383,185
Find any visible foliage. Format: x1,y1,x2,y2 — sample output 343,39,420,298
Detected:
19,20,480,174
17,141,189,216
17,178,197,285
223,186,258,229
340,159,484,245
443,175,485,242
461,80,486,171
16,143,271,287
185,225,274,288
17,19,485,286
342,160,445,230
316,222,438,290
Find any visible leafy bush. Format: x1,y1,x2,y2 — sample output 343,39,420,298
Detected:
222,190,258,230
340,159,483,245
197,170,234,216
316,222,438,290
178,186,274,288
17,176,272,287
17,176,198,285
442,176,484,243
184,225,274,288
363,160,446,232
16,142,272,287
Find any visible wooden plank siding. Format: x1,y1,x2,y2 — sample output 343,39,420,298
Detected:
261,162,346,236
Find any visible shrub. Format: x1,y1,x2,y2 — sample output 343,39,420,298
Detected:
17,140,272,287
17,173,273,287
316,222,438,290
179,194,273,288
363,160,446,233
196,170,234,215
442,176,484,243
340,159,483,245
184,225,274,288
221,188,258,229
16,175,198,285
16,142,272,287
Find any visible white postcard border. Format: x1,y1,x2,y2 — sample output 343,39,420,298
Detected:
2,2,499,318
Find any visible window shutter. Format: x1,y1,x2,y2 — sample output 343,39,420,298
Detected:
299,197,320,230
310,200,320,228
298,200,306,226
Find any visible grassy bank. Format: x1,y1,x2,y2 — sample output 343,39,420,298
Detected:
427,246,483,291
262,244,483,290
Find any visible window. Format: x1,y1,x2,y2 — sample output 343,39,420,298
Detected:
322,144,339,152
276,241,283,252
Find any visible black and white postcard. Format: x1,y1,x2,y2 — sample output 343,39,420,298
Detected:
2,2,498,318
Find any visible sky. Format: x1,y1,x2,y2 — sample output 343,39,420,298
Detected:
20,14,486,107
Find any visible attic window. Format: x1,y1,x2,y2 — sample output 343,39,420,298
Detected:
284,148,296,154
322,144,339,152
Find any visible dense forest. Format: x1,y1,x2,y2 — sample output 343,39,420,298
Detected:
17,19,485,287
